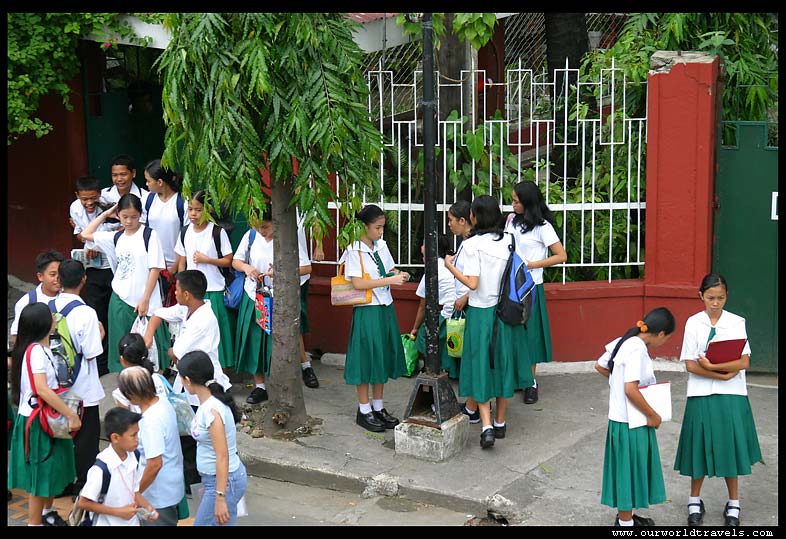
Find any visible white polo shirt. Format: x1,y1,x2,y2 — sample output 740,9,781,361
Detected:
100,184,149,205
504,215,561,285
597,336,657,423
81,446,141,526
681,310,750,397
452,241,471,302
141,193,189,268
340,239,397,307
297,211,312,286
152,301,230,406
462,233,511,308
69,199,113,269
415,258,457,320
175,223,233,292
137,397,185,509
17,344,59,416
234,229,274,302
92,227,166,311
50,293,105,406
10,284,58,336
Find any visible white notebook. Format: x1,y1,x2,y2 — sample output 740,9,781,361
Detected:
626,381,672,429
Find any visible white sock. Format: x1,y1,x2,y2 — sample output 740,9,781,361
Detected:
493,420,506,428
301,361,311,370
481,425,493,432
464,403,477,413
256,383,266,390
531,379,537,389
359,402,372,414
618,518,634,526
372,399,384,412
42,507,54,516
726,500,740,518
28,524,43,527
688,496,702,514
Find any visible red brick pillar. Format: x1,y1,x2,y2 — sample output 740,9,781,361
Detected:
644,51,721,356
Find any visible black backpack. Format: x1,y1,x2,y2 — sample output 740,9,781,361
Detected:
68,449,140,526
179,223,235,286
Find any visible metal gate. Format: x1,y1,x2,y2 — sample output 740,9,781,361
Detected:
713,122,778,373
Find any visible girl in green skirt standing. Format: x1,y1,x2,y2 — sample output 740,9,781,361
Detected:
81,193,171,373
8,303,82,526
505,181,567,404
594,307,675,527
674,274,762,527
232,209,274,405
174,190,235,370
444,195,534,449
343,204,410,433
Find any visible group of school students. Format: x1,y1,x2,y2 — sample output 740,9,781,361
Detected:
7,155,763,527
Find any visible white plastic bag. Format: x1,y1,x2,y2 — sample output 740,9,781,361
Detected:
130,316,160,371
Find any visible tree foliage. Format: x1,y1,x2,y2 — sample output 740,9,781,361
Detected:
7,12,163,145
157,13,383,245
395,12,497,51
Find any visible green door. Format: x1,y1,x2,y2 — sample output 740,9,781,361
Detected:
713,122,778,373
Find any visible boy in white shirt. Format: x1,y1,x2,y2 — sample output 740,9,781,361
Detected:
99,154,149,205
10,251,64,344
51,259,106,498
78,407,157,526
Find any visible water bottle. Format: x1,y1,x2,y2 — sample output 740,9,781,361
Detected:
49,333,72,387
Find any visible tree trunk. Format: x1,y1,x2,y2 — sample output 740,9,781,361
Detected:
261,177,308,434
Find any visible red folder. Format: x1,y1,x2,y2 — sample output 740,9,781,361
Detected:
705,338,747,364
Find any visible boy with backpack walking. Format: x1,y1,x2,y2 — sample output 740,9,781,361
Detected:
10,251,65,345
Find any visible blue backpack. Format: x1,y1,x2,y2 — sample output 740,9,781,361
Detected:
69,449,140,526
224,229,256,310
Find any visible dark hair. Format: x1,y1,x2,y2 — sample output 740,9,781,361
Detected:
607,307,676,374
177,270,207,300
110,154,135,172
192,190,207,206
75,176,101,193
10,303,56,405
511,181,556,234
36,250,65,274
178,351,241,424
699,273,728,294
104,407,142,438
117,366,157,403
448,200,471,223
421,234,450,259
118,332,154,373
117,193,143,214
59,259,85,289
357,204,385,226
145,159,181,193
469,195,504,240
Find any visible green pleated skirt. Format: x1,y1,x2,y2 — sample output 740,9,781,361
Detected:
414,317,459,379
7,414,76,497
523,283,553,364
458,305,533,403
300,280,310,334
108,292,171,373
344,304,406,385
601,420,666,510
673,394,762,478
234,293,271,376
205,291,236,368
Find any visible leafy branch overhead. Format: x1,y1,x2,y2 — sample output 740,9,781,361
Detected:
157,13,383,246
395,13,497,51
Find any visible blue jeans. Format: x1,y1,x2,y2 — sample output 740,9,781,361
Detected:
194,463,248,526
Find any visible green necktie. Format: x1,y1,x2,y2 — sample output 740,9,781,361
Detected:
705,326,716,349
371,251,390,290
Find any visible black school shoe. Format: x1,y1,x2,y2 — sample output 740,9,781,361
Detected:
480,429,495,449
614,514,655,526
523,385,539,404
493,424,506,439
372,408,399,429
687,500,705,526
42,512,69,526
356,409,386,432
302,366,319,388
246,387,269,404
724,502,740,527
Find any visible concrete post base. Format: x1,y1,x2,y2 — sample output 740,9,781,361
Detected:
394,413,469,462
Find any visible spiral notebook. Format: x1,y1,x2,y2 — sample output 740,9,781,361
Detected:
626,381,672,429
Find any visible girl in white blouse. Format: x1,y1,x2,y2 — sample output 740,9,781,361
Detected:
673,274,762,527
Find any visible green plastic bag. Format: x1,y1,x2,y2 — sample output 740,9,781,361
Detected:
401,333,419,376
446,311,466,358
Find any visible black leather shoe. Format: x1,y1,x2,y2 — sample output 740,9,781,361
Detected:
42,512,69,526
523,385,538,404
632,514,655,526
723,502,740,527
372,408,399,429
480,429,495,449
687,500,705,526
357,409,386,432
246,387,268,404
302,366,319,388
493,424,506,439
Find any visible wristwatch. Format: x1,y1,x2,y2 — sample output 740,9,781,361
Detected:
216,490,226,497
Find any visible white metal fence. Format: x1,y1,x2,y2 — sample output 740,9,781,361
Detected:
317,57,647,284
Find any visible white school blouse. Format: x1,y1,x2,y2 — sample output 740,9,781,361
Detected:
597,336,657,423
681,310,750,397
81,446,141,526
17,344,59,416
174,222,233,292
461,233,512,308
141,194,189,267
340,239,397,306
415,258,457,320
297,210,312,286
452,240,471,302
504,216,561,285
234,229,275,302
10,284,58,335
70,199,113,269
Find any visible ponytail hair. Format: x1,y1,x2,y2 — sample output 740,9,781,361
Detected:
118,332,155,374
607,307,676,374
178,351,241,424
